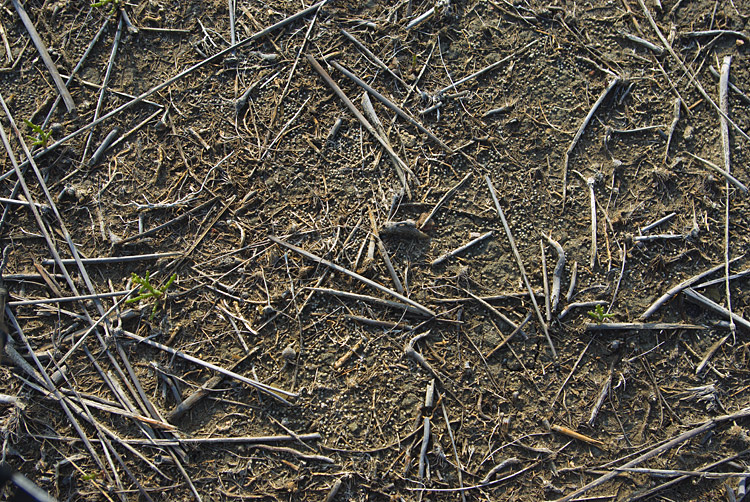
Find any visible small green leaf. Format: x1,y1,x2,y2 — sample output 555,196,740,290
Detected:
587,304,615,324
128,271,175,320
24,119,51,148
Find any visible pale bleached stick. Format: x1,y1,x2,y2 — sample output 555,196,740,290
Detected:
464,290,521,333
683,288,750,332
566,261,578,302
585,322,703,331
340,29,409,89
683,152,747,194
11,0,75,112
636,0,750,142
39,387,175,431
641,212,677,233
485,311,533,359
664,97,680,163
431,231,493,266
682,30,750,44
480,458,520,484
307,55,413,194
541,239,551,321
618,467,750,479
104,433,321,447
562,77,621,209
719,58,733,172
440,397,467,502
436,39,539,96
42,19,110,126
555,406,750,501
228,0,236,46
0,197,49,210
309,287,421,315
588,370,612,427
0,18,12,65
418,380,434,480
118,330,298,402
628,449,750,500
620,31,664,54
17,1,326,164
9,290,129,307
558,300,606,321
719,55,735,334
330,60,451,152
639,257,742,320
420,172,472,230
694,268,750,289
41,251,181,266
81,16,124,165
406,6,435,30
0,393,17,406
434,291,538,303
486,175,556,360
709,65,750,105
270,235,435,317
88,127,121,167
695,334,730,376
361,93,411,197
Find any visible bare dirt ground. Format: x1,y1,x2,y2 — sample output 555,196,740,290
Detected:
0,0,749,500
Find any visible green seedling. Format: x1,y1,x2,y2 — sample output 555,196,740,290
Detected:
587,304,615,324
126,271,176,321
81,471,99,482
91,0,120,14
24,119,51,148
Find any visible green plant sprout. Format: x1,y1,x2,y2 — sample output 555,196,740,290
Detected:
91,0,120,14
126,271,176,320
24,119,51,148
80,471,99,482
587,304,615,324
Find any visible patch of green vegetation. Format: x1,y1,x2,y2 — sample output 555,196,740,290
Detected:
24,119,51,148
80,472,99,482
587,304,615,324
91,0,121,14
126,271,176,321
